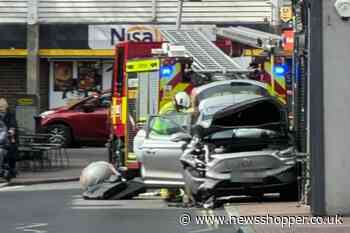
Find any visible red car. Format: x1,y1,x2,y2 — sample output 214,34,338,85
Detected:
38,91,111,146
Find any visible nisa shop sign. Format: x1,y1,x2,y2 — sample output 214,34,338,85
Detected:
111,26,162,44
89,25,162,49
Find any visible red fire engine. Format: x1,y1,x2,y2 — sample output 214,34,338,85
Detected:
108,41,195,177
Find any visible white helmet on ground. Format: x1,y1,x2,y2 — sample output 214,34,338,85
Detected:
80,161,120,191
174,91,191,109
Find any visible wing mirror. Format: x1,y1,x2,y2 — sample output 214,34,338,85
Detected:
170,132,192,142
82,103,95,113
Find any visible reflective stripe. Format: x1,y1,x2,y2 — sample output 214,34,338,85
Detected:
111,97,118,125
121,97,127,124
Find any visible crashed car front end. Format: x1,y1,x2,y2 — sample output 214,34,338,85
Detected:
180,97,298,203
182,146,297,200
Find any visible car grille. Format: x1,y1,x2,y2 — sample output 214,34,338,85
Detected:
213,154,280,173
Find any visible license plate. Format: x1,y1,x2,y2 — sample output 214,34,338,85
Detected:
231,171,263,183
230,173,241,182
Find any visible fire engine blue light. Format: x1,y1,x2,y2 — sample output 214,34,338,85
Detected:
273,64,289,76
160,65,174,78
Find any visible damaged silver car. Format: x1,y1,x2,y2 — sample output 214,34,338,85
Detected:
180,96,298,205
133,94,261,188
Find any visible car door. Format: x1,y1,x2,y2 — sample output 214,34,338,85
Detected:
140,113,191,185
95,93,111,140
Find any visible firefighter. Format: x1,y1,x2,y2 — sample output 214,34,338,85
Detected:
151,92,191,136
159,91,191,115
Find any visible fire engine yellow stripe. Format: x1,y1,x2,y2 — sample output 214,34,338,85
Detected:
127,154,136,160
112,114,117,125
121,97,127,125
111,97,117,125
169,83,190,96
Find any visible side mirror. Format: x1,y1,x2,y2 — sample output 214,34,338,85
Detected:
170,132,192,142
82,103,95,113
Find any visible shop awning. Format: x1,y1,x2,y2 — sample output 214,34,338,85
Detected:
39,49,114,58
0,49,27,57
0,49,115,58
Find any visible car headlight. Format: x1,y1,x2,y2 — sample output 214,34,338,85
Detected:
277,147,295,158
39,110,56,118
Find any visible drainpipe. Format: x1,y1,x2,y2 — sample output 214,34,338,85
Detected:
152,0,157,22
176,0,184,31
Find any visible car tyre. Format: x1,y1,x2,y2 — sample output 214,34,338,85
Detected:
280,182,299,201
47,124,72,147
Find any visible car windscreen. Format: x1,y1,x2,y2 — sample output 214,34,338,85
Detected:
148,113,192,136
72,92,111,110
201,104,230,121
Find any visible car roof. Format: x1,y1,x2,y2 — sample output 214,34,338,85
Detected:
198,94,261,116
192,79,268,96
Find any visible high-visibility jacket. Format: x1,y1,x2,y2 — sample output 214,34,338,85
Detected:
159,101,176,115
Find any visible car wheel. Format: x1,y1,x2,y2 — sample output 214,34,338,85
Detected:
47,124,72,146
280,182,299,201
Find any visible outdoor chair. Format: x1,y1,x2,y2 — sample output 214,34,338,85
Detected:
17,132,69,171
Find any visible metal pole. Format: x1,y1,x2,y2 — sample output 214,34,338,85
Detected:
27,0,40,112
271,0,282,33
176,0,184,31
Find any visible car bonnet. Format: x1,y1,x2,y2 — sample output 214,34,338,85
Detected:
195,96,288,137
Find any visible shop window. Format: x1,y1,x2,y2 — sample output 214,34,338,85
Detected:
77,61,102,92
54,62,73,92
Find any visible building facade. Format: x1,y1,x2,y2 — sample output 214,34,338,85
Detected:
0,0,274,111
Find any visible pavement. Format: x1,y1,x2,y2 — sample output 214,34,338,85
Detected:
0,147,107,186
0,182,239,233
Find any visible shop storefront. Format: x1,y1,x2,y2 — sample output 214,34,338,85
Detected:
47,59,113,108
0,23,272,110
41,24,217,108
